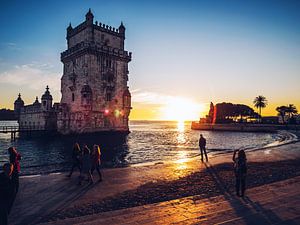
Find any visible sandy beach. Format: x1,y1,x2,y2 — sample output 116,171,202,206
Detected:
8,139,300,225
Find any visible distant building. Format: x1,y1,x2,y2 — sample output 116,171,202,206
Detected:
261,116,279,124
14,86,58,130
14,10,132,134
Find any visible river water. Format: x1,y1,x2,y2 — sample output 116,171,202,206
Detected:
0,120,297,175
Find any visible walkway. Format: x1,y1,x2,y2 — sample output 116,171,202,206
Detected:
9,141,300,225
43,176,300,225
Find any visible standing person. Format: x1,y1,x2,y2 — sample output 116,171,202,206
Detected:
91,145,102,182
78,145,94,185
199,134,208,162
0,163,15,225
8,147,21,193
233,149,247,197
67,143,82,178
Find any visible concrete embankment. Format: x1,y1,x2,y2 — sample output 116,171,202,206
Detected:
191,122,300,132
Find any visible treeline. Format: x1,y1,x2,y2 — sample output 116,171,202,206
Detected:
0,109,17,120
213,103,258,123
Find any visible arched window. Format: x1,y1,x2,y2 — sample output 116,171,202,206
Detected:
123,89,131,107
81,84,92,106
106,92,112,102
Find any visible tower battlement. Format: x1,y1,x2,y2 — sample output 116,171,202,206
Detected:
66,9,126,50
67,21,125,38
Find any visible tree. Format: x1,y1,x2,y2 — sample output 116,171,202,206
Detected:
286,104,298,124
253,95,268,122
214,102,256,123
276,106,288,124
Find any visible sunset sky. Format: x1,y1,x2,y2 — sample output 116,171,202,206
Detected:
0,0,299,120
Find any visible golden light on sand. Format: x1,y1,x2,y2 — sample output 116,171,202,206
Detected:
160,97,206,121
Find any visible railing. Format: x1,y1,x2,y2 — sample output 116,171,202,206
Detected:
0,126,19,133
0,126,51,133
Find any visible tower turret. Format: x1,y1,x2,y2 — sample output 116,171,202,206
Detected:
33,96,40,106
85,8,94,24
119,22,125,49
14,93,24,118
41,86,53,111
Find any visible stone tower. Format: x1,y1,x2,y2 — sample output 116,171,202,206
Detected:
57,9,132,134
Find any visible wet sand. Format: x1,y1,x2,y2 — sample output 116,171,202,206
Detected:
9,140,300,224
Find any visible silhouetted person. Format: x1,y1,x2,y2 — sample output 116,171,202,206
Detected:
67,143,82,178
199,134,208,162
8,147,21,193
91,145,102,182
233,149,247,197
0,163,15,225
78,145,94,185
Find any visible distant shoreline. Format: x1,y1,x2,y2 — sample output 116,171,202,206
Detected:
191,122,300,132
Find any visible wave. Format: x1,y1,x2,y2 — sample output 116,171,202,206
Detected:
209,130,298,156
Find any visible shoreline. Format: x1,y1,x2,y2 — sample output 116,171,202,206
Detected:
17,129,299,177
191,122,300,132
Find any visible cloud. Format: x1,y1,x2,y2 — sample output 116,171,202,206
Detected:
0,64,60,91
0,42,22,51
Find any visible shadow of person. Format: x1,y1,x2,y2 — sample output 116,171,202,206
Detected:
203,162,283,224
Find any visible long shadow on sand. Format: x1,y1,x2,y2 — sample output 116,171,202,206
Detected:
41,158,300,223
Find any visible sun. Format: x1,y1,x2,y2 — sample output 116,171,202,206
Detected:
160,97,206,121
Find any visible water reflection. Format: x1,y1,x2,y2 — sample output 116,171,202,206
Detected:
177,120,185,132
176,121,186,144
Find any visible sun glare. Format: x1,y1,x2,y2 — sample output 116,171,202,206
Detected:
160,97,206,121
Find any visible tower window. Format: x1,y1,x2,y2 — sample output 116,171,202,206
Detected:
72,93,75,102
106,93,112,101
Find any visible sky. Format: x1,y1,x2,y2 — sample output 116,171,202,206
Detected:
0,0,299,120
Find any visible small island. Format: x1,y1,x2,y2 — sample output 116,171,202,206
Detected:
192,100,300,132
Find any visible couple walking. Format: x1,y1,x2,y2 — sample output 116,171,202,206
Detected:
67,143,102,184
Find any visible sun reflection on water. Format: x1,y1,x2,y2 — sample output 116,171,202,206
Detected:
176,120,186,144
177,120,185,132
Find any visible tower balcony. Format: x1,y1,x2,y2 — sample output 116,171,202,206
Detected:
61,41,132,62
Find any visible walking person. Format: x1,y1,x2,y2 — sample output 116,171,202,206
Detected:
233,149,247,197
0,163,16,225
67,143,82,178
78,145,94,185
199,134,208,162
91,145,102,182
8,147,21,194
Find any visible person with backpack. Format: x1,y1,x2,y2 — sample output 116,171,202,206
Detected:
233,149,247,197
78,145,94,185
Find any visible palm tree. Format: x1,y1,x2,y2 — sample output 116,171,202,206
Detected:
276,106,288,124
253,95,268,123
286,104,298,123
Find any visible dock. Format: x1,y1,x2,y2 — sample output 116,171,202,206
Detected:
0,125,55,141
